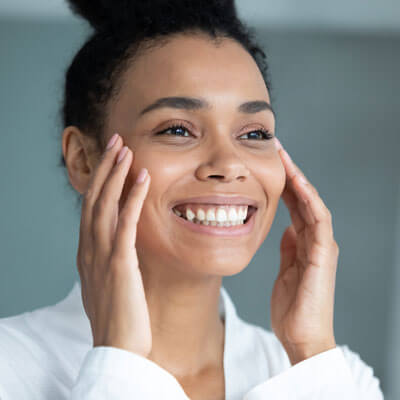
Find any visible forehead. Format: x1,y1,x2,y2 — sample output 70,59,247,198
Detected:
117,33,270,111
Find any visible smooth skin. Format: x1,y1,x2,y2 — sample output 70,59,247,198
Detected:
271,138,337,365
76,137,152,357
63,32,338,399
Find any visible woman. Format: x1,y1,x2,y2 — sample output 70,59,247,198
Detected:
0,1,384,399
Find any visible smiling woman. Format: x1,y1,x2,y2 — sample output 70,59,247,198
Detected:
0,0,385,400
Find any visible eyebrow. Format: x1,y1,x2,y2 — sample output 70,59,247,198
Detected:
138,96,276,118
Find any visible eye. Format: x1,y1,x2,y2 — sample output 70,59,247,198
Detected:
155,124,274,141
155,124,192,137
239,129,274,141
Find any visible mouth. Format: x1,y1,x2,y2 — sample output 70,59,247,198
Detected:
169,201,259,236
171,204,257,225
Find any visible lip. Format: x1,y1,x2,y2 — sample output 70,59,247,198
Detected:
170,195,259,209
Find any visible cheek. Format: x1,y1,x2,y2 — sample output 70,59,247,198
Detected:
132,150,186,189
125,149,189,214
257,156,286,205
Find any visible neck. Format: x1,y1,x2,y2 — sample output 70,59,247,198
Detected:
141,261,225,378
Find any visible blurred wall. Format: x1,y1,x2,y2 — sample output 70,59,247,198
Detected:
0,18,398,398
386,182,400,399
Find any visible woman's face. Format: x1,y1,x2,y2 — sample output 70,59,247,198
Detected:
105,33,285,277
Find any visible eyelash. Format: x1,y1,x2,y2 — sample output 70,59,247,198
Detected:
155,123,274,141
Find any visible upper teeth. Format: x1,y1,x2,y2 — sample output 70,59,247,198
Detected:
173,205,248,223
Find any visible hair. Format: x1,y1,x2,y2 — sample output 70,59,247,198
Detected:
59,0,274,209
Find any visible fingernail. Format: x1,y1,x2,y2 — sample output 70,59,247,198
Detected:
136,168,148,183
117,146,128,163
274,137,283,151
106,133,119,150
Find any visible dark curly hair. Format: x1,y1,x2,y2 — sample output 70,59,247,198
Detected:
60,0,274,209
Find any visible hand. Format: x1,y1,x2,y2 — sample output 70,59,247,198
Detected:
270,137,338,365
76,133,152,358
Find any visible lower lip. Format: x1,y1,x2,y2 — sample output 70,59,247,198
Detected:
170,208,257,236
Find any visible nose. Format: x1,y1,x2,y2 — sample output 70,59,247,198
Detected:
195,140,250,183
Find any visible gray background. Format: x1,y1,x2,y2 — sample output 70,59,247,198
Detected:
0,4,399,399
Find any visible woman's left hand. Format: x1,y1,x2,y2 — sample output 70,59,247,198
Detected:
270,137,339,366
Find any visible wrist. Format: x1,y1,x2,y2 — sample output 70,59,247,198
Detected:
285,339,337,366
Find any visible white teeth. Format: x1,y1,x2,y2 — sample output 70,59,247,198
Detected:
173,209,182,217
197,208,206,221
206,209,216,221
186,208,195,221
228,207,238,221
173,205,251,226
216,208,227,222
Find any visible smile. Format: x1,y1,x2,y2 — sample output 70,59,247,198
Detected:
170,204,258,237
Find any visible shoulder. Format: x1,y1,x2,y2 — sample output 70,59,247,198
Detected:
0,311,35,361
0,311,47,397
0,300,65,358
0,302,82,399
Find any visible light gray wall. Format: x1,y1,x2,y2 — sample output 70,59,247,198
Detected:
386,180,400,399
0,18,398,397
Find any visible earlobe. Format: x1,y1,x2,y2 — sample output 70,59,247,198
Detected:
62,126,96,195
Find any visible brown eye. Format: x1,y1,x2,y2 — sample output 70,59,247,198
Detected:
239,129,274,141
155,124,192,137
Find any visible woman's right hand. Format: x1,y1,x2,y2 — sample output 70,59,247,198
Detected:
76,133,152,358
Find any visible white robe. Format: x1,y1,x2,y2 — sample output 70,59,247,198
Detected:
0,281,384,399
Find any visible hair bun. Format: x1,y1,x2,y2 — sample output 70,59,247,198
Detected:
66,0,238,33
66,0,119,31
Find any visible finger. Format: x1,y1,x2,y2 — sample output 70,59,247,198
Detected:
291,174,334,246
278,148,333,244
278,147,319,198
280,186,313,274
92,146,134,259
278,147,306,182
112,167,151,259
281,184,306,233
79,133,123,259
280,175,314,231
291,176,316,225
278,225,297,279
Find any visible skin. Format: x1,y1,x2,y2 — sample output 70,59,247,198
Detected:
62,32,338,399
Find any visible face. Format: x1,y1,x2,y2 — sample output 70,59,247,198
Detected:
102,33,285,278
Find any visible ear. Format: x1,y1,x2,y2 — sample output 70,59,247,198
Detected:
62,126,100,195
